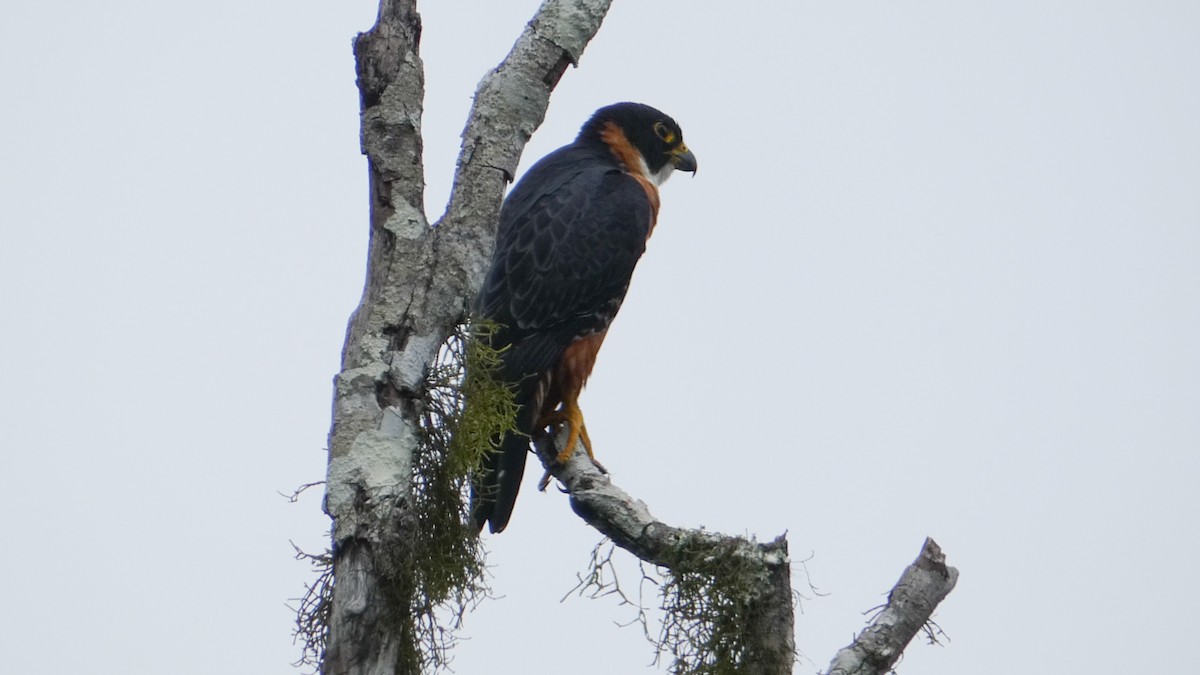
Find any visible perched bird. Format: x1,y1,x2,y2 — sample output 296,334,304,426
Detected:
471,102,697,533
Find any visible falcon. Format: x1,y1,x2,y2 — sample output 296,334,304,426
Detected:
471,102,697,533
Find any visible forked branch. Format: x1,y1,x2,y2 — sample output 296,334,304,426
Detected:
323,2,616,674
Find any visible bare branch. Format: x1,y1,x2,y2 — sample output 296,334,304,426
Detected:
534,435,795,675
435,0,615,310
823,538,959,675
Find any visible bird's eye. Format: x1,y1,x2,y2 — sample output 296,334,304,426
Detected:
653,121,675,143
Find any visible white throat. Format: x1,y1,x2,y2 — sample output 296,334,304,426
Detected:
636,153,674,186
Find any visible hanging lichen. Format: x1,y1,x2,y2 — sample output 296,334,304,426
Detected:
656,532,773,675
393,319,517,671
294,320,517,674
568,534,778,675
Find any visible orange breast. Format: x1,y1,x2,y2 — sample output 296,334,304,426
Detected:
533,330,609,426
557,330,608,397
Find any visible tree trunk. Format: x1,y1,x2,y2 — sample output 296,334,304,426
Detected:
323,1,614,673
319,1,957,673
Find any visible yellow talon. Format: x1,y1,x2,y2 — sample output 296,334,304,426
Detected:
542,399,592,464
537,400,612,491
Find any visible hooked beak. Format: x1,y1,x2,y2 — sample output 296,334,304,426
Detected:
670,145,698,175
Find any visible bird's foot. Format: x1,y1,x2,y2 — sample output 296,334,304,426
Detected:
537,403,605,491
541,402,592,464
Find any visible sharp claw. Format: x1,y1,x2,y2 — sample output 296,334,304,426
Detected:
539,400,607,492
543,401,591,464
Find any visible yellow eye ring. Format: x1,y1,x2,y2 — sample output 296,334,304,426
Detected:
653,121,675,143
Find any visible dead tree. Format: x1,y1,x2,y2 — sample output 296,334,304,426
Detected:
314,1,958,674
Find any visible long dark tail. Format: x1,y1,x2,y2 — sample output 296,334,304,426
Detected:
470,426,531,533
469,329,563,533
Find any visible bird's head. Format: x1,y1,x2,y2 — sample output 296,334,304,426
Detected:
578,102,697,185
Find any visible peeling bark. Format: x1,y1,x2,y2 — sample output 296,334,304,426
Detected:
324,2,614,674
322,1,957,673
823,538,959,675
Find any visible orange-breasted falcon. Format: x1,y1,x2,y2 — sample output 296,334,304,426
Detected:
471,102,697,533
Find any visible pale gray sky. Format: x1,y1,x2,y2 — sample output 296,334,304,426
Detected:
3,2,1198,673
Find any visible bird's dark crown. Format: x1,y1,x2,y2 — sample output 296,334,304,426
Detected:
577,102,693,176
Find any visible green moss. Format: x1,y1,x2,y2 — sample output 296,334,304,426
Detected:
570,534,774,675
656,533,772,675
652,533,763,667
444,320,519,478
295,321,518,674
388,319,516,672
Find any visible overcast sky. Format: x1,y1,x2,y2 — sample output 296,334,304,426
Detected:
3,1,1198,673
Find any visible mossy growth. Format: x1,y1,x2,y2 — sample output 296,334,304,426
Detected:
386,319,517,672
293,320,517,674
656,533,772,675
439,319,520,480
570,533,774,675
